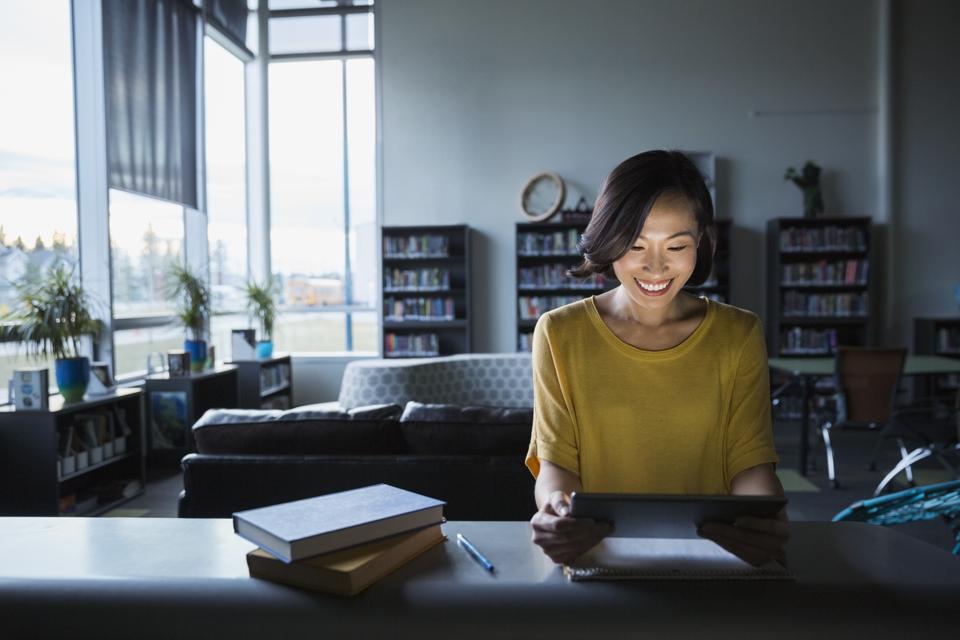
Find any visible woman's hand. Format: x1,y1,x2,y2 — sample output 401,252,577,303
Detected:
530,490,613,565
698,508,790,567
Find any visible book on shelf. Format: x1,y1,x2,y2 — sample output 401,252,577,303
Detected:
778,225,867,252
517,295,581,321
517,229,582,256
384,297,456,321
385,333,440,357
383,234,450,258
247,523,445,596
564,537,792,582
384,267,451,292
781,259,869,286
518,264,604,290
781,327,838,355
233,484,446,563
938,327,960,354
781,291,869,317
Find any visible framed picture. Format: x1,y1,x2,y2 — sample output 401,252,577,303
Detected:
150,391,188,450
167,350,190,377
12,367,49,411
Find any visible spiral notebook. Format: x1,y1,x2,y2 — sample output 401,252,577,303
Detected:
563,537,794,581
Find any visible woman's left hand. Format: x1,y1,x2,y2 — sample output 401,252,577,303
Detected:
698,509,790,567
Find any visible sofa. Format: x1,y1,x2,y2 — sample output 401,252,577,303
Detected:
178,399,537,520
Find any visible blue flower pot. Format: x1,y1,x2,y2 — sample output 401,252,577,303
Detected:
55,357,90,402
256,340,274,359
184,340,207,372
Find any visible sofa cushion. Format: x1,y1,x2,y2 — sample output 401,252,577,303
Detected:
192,403,404,455
398,401,532,456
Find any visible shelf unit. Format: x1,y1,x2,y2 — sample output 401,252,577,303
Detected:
914,317,960,393
228,354,293,410
0,388,146,516
515,218,731,352
143,364,239,466
766,217,873,358
381,224,472,357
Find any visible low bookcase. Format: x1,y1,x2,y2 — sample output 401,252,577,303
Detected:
0,387,146,516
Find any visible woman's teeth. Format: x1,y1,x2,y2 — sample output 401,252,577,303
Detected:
635,278,671,292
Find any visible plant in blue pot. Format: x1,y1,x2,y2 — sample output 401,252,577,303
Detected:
0,263,100,402
245,280,277,359
168,263,211,373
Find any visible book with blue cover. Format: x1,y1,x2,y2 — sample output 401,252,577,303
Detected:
233,484,446,563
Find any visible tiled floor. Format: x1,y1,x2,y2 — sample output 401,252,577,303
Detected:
115,418,959,553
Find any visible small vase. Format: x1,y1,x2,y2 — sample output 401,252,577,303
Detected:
184,340,208,373
256,340,274,359
55,357,90,402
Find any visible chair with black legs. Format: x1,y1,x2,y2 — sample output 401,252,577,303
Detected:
818,347,907,489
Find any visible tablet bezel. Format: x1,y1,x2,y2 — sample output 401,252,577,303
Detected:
569,493,787,539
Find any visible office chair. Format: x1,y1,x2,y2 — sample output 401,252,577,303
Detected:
819,346,907,489
872,389,960,496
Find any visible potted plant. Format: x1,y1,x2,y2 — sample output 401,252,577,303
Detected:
245,280,277,359
168,263,211,372
0,263,100,402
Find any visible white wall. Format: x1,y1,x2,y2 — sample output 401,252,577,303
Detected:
379,0,880,351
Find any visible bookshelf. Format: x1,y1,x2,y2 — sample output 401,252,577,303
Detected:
766,217,873,357
228,354,293,410
914,317,960,393
515,218,731,352
382,225,472,358
0,387,146,516
143,364,239,466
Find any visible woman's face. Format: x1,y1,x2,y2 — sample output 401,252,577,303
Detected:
611,194,700,312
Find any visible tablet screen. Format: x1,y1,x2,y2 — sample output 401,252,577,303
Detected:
570,493,787,538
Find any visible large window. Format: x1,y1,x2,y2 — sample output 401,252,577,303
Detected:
205,36,249,345
109,189,185,376
268,2,377,353
0,0,79,400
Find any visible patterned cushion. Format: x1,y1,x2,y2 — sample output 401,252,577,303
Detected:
337,353,533,410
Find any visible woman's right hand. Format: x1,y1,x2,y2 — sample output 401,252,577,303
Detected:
530,490,613,564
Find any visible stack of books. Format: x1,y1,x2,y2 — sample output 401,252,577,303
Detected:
233,484,446,596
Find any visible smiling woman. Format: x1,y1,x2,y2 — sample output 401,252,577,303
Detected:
526,150,788,568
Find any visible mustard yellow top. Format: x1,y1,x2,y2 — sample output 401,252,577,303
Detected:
525,297,778,494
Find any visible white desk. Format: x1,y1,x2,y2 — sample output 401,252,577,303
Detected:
0,518,957,639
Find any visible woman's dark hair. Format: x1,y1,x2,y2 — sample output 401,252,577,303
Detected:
569,150,716,286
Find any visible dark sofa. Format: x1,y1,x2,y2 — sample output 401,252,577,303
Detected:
178,401,537,520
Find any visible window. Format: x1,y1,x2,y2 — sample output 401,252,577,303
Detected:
268,2,377,354
109,189,185,376
205,36,249,346
0,0,79,400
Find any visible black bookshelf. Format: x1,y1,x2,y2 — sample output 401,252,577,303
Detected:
227,354,293,410
381,224,472,357
766,217,873,357
143,364,239,465
914,317,960,393
515,219,731,352
0,387,146,516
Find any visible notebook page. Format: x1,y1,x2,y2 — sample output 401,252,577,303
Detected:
564,537,792,581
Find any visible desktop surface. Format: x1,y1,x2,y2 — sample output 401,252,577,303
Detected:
0,518,956,639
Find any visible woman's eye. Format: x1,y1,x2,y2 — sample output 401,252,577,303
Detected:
668,245,689,252
631,246,644,251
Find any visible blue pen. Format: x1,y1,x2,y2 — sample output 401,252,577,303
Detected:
457,533,495,572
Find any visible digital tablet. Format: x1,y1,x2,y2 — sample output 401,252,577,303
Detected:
569,493,787,539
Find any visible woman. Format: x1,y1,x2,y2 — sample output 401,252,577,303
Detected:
526,150,788,566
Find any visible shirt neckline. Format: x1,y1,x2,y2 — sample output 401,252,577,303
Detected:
584,295,716,360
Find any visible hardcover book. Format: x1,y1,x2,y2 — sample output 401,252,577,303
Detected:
247,524,445,596
233,484,446,563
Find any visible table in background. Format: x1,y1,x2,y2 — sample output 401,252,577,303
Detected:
0,518,957,639
768,355,960,475
143,364,238,465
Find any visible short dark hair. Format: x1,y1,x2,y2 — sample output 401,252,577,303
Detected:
569,150,716,286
